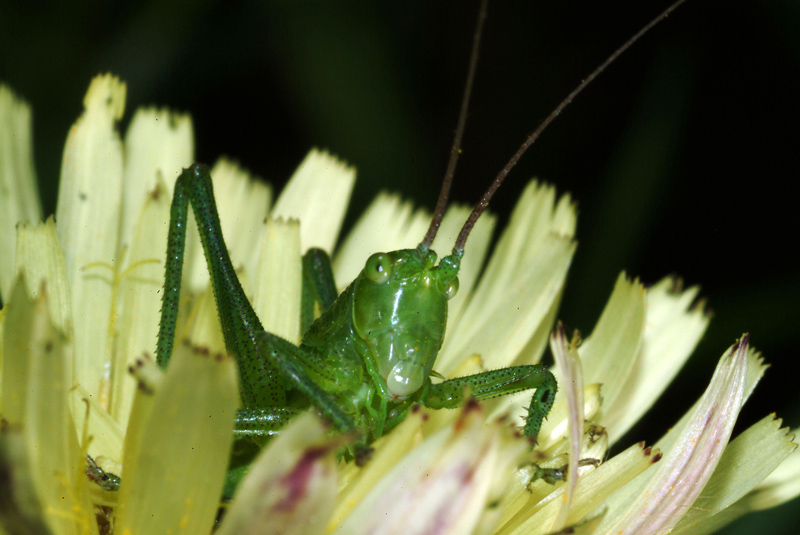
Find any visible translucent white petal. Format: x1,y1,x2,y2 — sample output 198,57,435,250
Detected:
549,323,585,531
332,407,428,527
13,218,72,334
186,283,227,355
680,437,800,535
2,278,38,423
495,442,661,535
332,405,502,535
742,431,800,509
0,427,51,533
70,383,123,465
2,277,98,535
183,159,271,294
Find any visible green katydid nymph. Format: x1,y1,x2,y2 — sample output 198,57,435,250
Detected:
151,0,687,496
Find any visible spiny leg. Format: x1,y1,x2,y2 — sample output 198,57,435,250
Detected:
156,164,285,408
222,406,304,500
422,364,557,443
159,169,358,431
233,407,303,441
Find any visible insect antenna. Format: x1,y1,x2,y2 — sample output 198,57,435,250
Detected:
452,0,688,256
418,0,489,254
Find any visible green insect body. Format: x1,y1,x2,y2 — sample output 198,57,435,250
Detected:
155,164,558,489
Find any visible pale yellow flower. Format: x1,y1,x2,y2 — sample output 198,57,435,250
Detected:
0,76,798,535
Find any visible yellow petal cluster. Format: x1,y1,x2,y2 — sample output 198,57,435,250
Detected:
1,75,798,535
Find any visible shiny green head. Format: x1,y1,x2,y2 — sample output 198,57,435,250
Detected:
352,248,461,399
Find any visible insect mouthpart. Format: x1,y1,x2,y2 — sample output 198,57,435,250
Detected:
386,359,425,399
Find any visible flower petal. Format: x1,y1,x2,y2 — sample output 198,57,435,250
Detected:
669,431,800,535
332,405,428,526
272,148,356,254
549,322,585,531
185,284,227,354
115,343,238,535
440,181,576,375
70,383,124,467
495,441,662,535
55,74,126,406
579,273,646,437
111,177,171,430
183,159,271,294
671,415,797,534
253,217,302,343
0,426,51,534
331,404,512,535
604,335,750,535
2,277,39,424
740,430,800,509
217,413,339,535
0,84,42,301
604,276,710,441
120,107,194,252
13,218,72,334
2,276,98,535
432,204,495,328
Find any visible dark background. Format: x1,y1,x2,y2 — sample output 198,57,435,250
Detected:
1,1,798,532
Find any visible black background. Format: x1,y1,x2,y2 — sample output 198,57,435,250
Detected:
2,1,798,532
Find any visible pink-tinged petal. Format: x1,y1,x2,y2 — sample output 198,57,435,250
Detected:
610,335,749,535
549,322,584,531
217,414,340,535
332,403,504,535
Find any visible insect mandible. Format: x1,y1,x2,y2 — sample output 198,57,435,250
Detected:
154,0,687,494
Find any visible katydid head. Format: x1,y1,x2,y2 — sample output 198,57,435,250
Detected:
351,0,686,401
352,248,460,399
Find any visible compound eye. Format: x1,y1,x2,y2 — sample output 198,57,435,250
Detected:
365,253,392,285
444,278,459,300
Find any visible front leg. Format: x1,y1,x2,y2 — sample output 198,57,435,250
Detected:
301,248,339,333
421,364,557,443
256,332,358,435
